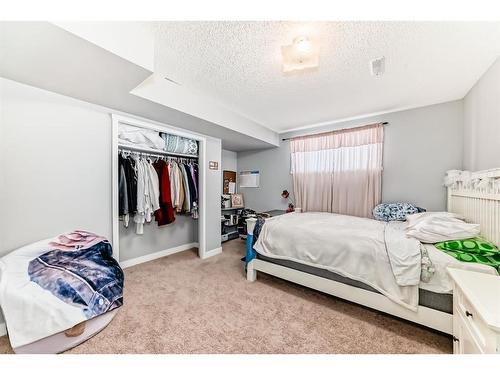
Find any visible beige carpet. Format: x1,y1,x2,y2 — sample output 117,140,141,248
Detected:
0,239,452,354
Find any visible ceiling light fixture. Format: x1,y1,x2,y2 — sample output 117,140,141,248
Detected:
293,36,313,59
281,36,319,73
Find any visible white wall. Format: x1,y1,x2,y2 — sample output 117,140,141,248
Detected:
131,74,280,148
463,57,500,171
52,22,155,72
205,138,223,251
0,78,113,253
0,77,223,256
0,77,223,325
222,149,237,172
238,100,464,213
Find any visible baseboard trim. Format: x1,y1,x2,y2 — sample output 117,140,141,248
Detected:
201,246,222,259
120,242,199,269
0,322,6,337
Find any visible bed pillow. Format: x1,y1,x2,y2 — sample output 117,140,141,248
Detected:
161,133,198,155
434,238,500,271
406,211,463,228
406,212,480,243
372,203,425,222
435,237,498,254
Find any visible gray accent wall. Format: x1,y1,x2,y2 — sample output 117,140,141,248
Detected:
119,216,195,261
463,57,500,171
238,100,464,213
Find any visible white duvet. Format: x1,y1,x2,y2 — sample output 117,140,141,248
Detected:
0,238,88,349
254,212,422,310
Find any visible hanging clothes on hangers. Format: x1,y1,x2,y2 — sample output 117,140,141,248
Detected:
180,161,191,213
118,160,129,226
133,155,147,234
145,158,160,222
190,162,199,203
182,162,196,211
133,155,160,234
118,154,138,228
189,161,199,219
123,156,138,223
153,159,175,226
170,161,185,213
118,145,199,235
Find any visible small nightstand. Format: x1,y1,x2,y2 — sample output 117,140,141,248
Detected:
448,268,500,354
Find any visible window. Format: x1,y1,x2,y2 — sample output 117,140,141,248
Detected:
290,123,384,218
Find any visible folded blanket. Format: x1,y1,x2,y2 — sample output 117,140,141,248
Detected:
48,230,108,251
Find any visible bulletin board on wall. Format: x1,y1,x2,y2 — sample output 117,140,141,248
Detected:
223,170,237,194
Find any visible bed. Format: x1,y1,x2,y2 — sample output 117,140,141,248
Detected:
245,168,500,334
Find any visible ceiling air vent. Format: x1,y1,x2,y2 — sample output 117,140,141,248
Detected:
164,76,180,85
370,57,385,77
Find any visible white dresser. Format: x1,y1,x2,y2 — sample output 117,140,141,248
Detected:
448,268,500,354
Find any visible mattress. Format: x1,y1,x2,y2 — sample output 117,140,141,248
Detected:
257,254,453,313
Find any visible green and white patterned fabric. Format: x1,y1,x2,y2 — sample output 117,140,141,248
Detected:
434,237,500,272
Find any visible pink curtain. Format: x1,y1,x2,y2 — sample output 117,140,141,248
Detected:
290,123,384,218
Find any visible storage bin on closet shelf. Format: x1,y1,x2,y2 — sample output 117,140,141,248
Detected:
117,127,200,236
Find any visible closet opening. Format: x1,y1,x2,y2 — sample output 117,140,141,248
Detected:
111,114,207,265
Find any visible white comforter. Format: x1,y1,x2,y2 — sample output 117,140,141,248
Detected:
0,238,88,349
254,212,422,310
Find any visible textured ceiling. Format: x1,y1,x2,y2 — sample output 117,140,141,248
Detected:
0,22,276,151
154,21,500,132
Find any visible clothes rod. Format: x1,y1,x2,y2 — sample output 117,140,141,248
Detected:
281,121,389,141
118,145,198,159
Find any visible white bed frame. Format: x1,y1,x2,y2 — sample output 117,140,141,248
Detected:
246,168,500,335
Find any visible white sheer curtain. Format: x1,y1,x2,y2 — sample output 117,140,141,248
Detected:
290,123,384,218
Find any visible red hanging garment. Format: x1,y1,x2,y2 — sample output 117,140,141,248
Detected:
153,160,176,226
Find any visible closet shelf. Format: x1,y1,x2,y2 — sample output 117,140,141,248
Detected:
118,143,198,159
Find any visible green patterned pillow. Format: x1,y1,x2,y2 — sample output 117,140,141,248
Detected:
434,237,500,271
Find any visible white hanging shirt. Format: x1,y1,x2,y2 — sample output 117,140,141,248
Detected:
133,158,147,234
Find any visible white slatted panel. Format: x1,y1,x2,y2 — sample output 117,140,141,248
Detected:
447,168,500,247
